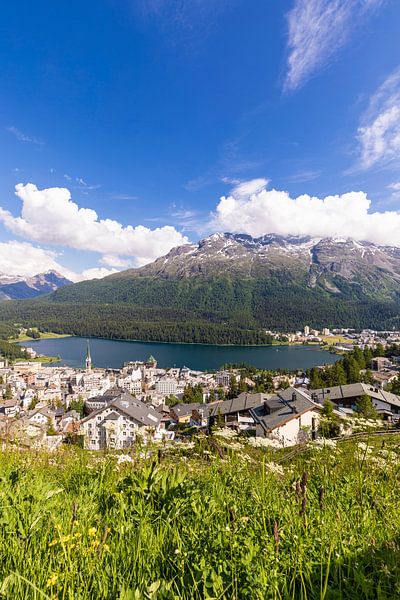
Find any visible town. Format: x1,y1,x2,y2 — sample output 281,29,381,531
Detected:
2,328,400,451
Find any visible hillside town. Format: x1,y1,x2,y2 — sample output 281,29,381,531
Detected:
1,333,400,452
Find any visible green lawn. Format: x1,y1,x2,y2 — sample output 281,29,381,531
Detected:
0,434,400,598
9,331,71,343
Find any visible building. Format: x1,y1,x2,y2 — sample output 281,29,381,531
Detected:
304,326,310,336
170,403,209,427
208,393,266,430
215,370,239,388
155,378,178,396
310,383,400,420
250,387,321,446
80,392,162,450
371,357,392,372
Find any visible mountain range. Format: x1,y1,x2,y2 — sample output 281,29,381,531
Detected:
0,234,399,343
0,271,72,301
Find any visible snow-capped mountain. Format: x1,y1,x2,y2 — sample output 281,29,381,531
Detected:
106,232,400,297
5,233,400,332
0,270,72,300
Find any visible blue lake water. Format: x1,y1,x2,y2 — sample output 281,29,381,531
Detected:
19,336,340,371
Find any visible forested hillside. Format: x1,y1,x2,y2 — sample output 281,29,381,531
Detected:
1,233,400,344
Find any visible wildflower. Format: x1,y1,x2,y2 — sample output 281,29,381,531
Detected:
48,539,58,547
55,524,62,531
88,527,97,537
265,462,284,476
61,535,72,543
46,574,58,588
91,540,100,549
73,532,82,539
174,548,181,555
103,543,110,552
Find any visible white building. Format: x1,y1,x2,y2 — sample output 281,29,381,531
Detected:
155,378,178,396
80,392,162,450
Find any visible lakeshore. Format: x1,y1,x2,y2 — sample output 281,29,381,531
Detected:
18,335,340,371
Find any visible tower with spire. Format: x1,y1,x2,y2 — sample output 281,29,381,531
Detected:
85,340,92,372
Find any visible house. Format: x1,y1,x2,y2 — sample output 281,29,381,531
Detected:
371,370,399,390
208,393,267,430
80,392,164,450
28,406,56,427
250,387,321,446
0,399,21,418
170,403,209,427
310,383,400,420
84,388,121,414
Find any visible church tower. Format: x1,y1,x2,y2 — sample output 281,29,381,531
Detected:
85,340,92,372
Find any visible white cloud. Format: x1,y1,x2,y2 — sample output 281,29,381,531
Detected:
212,178,400,246
285,0,385,91
0,240,117,282
6,126,43,145
388,182,400,191
0,183,189,267
0,241,64,278
78,267,119,281
356,68,400,170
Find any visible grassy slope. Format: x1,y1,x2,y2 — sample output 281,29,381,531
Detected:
0,435,400,599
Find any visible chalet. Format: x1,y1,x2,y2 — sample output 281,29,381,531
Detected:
250,387,321,446
208,393,267,430
310,383,400,420
170,403,209,427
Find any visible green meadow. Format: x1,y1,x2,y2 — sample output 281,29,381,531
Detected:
0,434,400,599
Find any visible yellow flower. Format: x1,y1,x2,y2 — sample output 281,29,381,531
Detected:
61,535,72,543
88,527,97,537
103,544,110,552
46,574,58,587
48,539,58,547
55,524,62,531
73,532,82,539
91,540,100,549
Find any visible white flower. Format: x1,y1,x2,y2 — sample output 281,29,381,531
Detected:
247,437,283,449
214,428,238,439
116,454,133,465
265,462,284,476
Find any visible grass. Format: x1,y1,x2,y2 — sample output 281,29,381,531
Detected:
320,335,354,345
0,435,400,599
13,355,60,364
9,331,71,343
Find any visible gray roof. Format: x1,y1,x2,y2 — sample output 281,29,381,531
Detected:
208,393,266,417
171,403,206,417
250,387,320,432
311,383,400,409
82,392,161,427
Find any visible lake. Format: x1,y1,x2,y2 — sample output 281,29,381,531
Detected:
18,336,340,371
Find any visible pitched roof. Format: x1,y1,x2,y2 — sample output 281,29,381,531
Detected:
208,393,266,417
311,383,400,408
81,392,161,427
250,387,320,432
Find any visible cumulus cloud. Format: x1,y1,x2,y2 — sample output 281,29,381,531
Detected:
356,68,400,170
0,241,64,278
78,267,119,281
0,183,189,268
0,240,117,282
211,178,400,246
285,0,385,91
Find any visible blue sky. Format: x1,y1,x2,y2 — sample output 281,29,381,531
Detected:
1,0,400,280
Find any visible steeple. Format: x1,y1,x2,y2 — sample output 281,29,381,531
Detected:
85,340,92,371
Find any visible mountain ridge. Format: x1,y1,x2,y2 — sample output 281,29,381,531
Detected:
0,270,72,301
0,233,399,343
